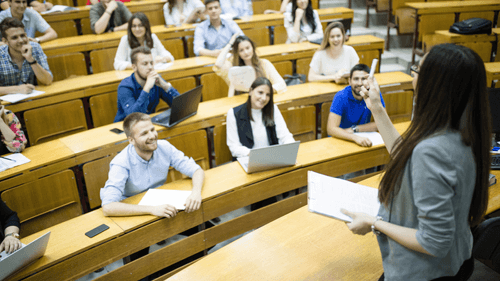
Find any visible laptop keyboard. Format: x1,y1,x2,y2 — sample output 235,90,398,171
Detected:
153,110,171,123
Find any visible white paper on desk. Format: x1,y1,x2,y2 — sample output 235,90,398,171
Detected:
138,189,191,210
307,171,380,222
40,5,78,14
228,66,256,92
154,62,173,70
353,132,384,146
0,153,31,173
0,90,45,103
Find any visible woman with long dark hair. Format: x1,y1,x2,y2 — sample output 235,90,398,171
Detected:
214,34,287,97
114,13,174,70
341,44,491,280
163,0,205,26
308,22,359,83
226,77,294,158
284,0,322,43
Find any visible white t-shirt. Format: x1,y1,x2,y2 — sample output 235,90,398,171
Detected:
309,45,360,76
114,34,175,71
163,0,205,26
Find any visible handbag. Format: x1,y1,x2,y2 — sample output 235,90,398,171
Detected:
449,18,492,35
284,74,306,86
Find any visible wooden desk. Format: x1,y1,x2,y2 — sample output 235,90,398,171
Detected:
167,206,383,281
485,62,500,88
429,30,497,62
406,0,500,63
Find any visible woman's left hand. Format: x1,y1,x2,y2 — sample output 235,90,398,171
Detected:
341,208,375,235
0,235,22,254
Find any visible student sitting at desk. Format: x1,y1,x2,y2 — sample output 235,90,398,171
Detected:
219,0,252,20
90,0,131,34
0,18,53,96
327,64,385,147
226,77,295,159
0,106,26,155
0,0,57,44
0,200,21,254
214,33,287,97
308,22,359,83
342,44,490,281
193,0,243,57
114,46,179,122
114,12,174,71
284,0,322,43
163,0,205,26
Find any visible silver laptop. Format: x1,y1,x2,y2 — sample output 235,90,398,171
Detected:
151,85,203,128
0,231,50,280
237,141,300,174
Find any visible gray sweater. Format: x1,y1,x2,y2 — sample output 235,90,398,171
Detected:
377,130,475,280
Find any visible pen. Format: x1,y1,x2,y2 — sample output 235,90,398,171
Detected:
1,156,16,162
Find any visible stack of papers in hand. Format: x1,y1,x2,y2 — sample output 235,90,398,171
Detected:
138,189,191,210
353,132,384,146
0,153,31,173
0,90,45,103
307,171,380,222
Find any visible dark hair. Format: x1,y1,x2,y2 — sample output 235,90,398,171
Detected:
291,0,317,34
349,64,370,78
204,0,219,6
130,46,152,65
0,17,25,39
127,13,153,49
167,0,178,14
123,112,151,137
246,77,275,127
232,36,264,78
379,44,490,227
319,21,345,50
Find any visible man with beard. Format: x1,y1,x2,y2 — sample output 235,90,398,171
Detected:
114,46,179,122
326,64,385,147
0,17,52,96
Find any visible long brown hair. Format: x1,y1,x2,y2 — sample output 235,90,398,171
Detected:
246,77,275,127
127,13,153,49
291,0,317,34
167,0,181,14
231,35,264,78
319,21,345,51
379,44,490,227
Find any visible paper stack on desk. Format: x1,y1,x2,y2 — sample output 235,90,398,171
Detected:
0,153,31,172
138,189,191,210
0,90,45,103
308,171,380,222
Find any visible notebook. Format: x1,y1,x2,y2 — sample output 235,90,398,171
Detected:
237,141,300,174
151,85,202,128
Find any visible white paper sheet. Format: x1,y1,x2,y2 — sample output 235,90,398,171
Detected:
307,171,380,222
0,90,45,103
228,66,256,92
154,62,174,70
138,189,191,210
41,5,78,14
0,153,31,173
353,132,384,146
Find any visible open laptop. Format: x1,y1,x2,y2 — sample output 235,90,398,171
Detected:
151,85,203,128
237,141,300,174
0,231,51,280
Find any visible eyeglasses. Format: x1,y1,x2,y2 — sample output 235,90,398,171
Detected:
410,64,420,74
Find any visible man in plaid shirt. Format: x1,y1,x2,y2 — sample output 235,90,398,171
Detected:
0,17,52,96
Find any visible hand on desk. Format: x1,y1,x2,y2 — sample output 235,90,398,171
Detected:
150,204,177,218
184,191,201,213
353,135,372,147
341,208,375,235
16,84,35,95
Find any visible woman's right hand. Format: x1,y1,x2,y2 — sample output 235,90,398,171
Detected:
295,8,305,20
229,32,240,46
359,77,383,111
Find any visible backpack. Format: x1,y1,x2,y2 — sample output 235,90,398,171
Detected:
449,18,492,35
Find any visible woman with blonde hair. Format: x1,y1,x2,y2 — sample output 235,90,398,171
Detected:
308,22,359,83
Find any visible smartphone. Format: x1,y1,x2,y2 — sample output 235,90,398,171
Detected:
110,128,124,134
85,224,109,238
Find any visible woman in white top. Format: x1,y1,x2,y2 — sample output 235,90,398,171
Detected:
114,13,174,71
226,77,295,159
163,0,205,26
284,0,323,43
214,33,287,97
308,22,359,83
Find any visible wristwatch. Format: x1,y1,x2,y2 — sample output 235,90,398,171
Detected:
351,125,359,133
6,233,20,239
35,38,40,43
371,216,383,236
28,59,37,65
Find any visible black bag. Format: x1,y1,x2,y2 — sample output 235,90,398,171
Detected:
449,18,492,35
284,74,306,86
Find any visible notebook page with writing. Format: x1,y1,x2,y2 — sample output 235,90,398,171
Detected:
308,171,380,222
138,189,191,210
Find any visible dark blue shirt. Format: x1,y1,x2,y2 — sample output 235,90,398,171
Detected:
329,85,385,129
114,73,180,122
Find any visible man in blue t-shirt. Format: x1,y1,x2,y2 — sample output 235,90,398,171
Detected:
327,64,385,147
